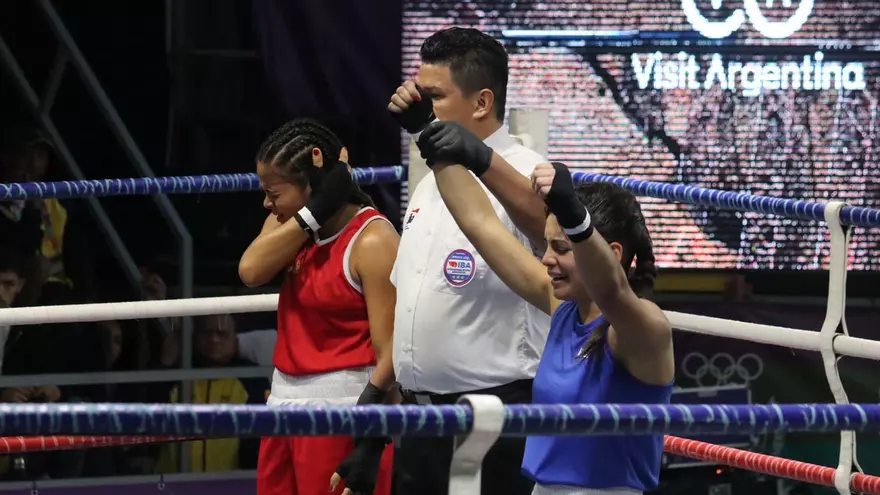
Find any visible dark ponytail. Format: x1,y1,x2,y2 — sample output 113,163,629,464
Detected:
573,182,657,361
626,203,658,299
256,118,374,207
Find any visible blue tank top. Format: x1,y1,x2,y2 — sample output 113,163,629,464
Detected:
521,301,673,490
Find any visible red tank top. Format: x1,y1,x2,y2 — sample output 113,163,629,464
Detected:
274,207,388,376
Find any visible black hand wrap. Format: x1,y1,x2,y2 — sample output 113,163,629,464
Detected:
355,382,386,406
334,383,388,494
293,161,354,235
544,162,594,242
390,85,435,134
304,165,324,195
416,121,493,176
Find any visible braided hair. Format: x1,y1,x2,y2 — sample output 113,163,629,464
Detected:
256,118,374,207
572,182,658,360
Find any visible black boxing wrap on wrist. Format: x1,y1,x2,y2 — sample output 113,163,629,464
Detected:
334,438,386,494
357,382,386,405
391,85,436,134
305,165,324,194
544,161,591,237
357,383,391,444
296,161,354,237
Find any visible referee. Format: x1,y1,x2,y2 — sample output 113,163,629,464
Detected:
388,27,549,495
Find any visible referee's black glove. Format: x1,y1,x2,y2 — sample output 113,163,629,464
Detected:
416,121,493,177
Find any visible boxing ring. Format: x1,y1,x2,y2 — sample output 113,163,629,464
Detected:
1,164,880,495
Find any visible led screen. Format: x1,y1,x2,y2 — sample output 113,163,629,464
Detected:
402,0,880,270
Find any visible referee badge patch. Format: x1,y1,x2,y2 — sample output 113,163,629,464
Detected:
443,249,476,287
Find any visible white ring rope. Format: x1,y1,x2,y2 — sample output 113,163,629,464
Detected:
0,294,277,325
0,295,879,362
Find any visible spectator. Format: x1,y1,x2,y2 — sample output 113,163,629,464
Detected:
0,242,84,480
90,320,125,401
0,122,98,307
153,314,269,473
0,245,24,372
139,266,181,372
80,319,152,477
0,126,49,305
0,242,59,403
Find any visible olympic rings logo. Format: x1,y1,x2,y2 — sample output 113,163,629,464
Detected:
681,0,814,40
680,352,764,387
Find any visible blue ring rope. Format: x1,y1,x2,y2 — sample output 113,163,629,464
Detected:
0,166,877,228
0,403,877,437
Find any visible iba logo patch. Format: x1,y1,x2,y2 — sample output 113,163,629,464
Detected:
443,249,476,287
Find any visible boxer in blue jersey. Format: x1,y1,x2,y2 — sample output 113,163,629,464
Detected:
414,121,674,495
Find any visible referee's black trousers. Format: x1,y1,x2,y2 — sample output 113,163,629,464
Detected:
392,379,534,495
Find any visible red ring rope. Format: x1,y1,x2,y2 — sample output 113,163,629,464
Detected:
664,435,880,494
3,434,879,493
0,435,185,453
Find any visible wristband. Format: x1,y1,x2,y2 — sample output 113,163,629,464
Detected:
562,208,594,243
293,207,320,234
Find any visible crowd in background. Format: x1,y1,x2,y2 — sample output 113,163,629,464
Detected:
0,120,274,478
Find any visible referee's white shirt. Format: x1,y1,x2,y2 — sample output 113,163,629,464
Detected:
391,126,551,394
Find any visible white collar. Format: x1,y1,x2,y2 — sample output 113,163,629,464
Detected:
483,125,516,151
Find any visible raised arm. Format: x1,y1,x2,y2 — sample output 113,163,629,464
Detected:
535,162,672,383
570,226,670,358
478,161,548,251
416,121,547,250
433,160,558,316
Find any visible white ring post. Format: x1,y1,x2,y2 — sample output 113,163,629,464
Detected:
449,394,505,495
819,200,856,495
509,108,550,157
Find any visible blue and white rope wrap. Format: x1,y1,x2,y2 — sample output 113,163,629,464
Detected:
1,403,879,437
0,167,407,201
0,167,877,228
574,172,880,229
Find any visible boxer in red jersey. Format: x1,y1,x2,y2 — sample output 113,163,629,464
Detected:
239,118,398,495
